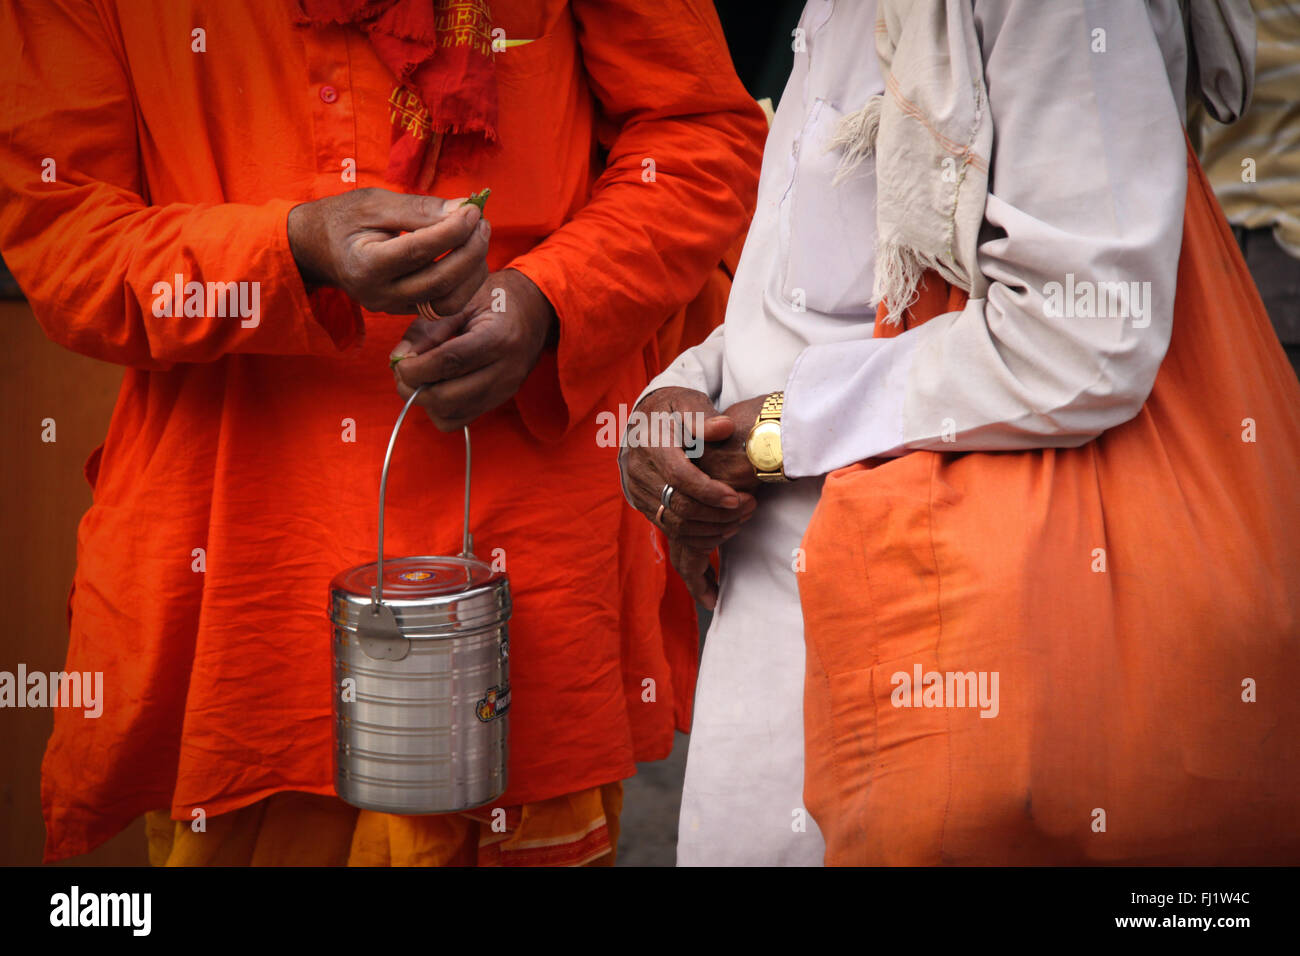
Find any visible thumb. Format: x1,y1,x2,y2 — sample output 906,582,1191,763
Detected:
391,312,469,365
698,414,736,443
373,190,477,235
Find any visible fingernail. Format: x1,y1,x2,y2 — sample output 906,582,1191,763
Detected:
461,203,482,227
389,342,414,362
442,197,468,215
722,495,740,508
478,218,490,239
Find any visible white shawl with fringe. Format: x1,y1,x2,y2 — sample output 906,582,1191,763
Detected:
836,0,1253,326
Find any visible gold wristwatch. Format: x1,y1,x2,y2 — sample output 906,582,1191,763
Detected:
745,391,789,483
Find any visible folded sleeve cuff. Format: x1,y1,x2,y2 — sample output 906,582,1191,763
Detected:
504,254,576,441
265,199,364,354
781,331,918,477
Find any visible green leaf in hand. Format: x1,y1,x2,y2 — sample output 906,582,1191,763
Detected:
462,188,491,211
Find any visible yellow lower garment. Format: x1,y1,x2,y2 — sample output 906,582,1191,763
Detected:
146,783,622,867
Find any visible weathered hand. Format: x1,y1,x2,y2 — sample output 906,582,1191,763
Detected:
287,187,489,316
670,536,722,611
619,386,756,558
390,269,556,431
695,394,767,492
657,393,783,608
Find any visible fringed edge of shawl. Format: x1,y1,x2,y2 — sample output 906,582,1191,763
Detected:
829,95,883,185
874,239,951,326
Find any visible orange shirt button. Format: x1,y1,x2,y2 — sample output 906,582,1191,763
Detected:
319,85,339,104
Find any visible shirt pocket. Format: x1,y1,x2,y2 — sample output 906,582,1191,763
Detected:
780,98,878,316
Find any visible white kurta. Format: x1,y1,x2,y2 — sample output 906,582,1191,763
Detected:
638,0,1192,866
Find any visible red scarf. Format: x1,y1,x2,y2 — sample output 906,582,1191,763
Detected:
298,0,498,189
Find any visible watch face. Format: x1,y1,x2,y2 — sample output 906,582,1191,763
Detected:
747,422,783,471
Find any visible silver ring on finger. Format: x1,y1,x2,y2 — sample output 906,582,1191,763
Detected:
660,484,675,510
655,504,666,527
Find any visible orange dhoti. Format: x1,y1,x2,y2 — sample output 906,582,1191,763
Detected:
147,784,622,867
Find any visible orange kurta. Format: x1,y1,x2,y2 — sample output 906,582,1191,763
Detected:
0,0,765,860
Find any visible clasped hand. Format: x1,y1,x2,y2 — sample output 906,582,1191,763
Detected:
618,388,769,609
288,187,555,431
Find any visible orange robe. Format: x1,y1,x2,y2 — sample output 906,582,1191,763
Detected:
0,0,765,861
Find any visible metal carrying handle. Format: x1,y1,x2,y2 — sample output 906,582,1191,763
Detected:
372,384,474,609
